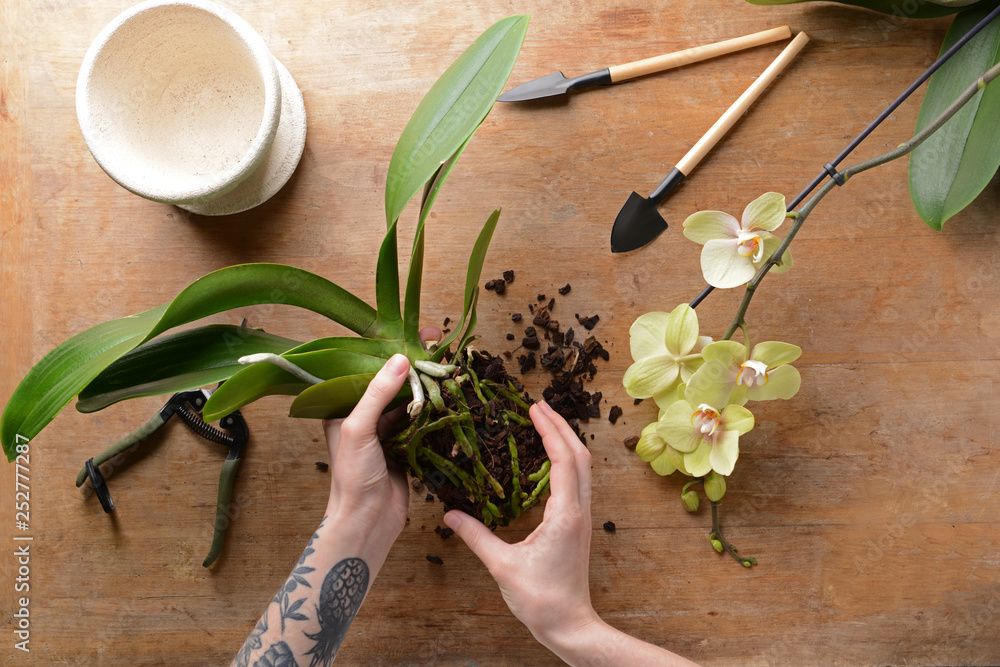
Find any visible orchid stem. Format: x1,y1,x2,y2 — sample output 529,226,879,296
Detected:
721,61,1000,341
711,501,756,567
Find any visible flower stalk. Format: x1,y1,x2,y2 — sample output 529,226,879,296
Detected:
710,500,756,567
720,61,1000,341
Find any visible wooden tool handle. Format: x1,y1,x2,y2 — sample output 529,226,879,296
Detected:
676,31,809,175
607,25,792,83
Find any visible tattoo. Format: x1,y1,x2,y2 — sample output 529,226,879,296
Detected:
272,518,325,632
303,557,370,667
234,613,269,667
235,517,329,667
253,641,299,667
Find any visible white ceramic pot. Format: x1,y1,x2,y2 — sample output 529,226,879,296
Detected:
76,0,306,215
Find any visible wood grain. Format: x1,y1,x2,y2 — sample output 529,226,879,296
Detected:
676,31,810,175
2,1,999,665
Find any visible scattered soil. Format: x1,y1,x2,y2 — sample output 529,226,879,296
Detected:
434,526,454,540
623,436,640,450
426,555,444,565
499,284,611,441
603,521,616,533
314,461,329,472
484,279,506,294
608,405,623,424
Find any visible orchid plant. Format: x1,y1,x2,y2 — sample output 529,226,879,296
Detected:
626,40,1000,565
1,17,542,550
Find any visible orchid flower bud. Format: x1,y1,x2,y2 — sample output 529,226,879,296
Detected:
704,471,727,502
681,488,700,513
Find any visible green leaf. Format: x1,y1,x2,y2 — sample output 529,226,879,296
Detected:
744,0,982,17
909,3,1000,229
281,336,403,357
432,209,501,361
455,289,481,356
288,373,411,420
402,146,471,349
1,263,373,460
203,364,310,422
76,325,302,413
384,15,528,228
2,305,166,461
202,348,390,421
403,223,426,346
146,263,377,342
375,222,403,336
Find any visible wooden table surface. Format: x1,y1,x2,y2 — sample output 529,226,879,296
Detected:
3,1,999,665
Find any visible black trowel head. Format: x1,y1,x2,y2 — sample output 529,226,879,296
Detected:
610,192,668,253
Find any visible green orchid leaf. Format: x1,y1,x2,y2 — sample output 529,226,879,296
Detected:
281,336,403,357
403,224,426,346
1,263,374,460
286,349,388,382
202,349,389,422
432,209,501,361
2,305,166,460
288,373,412,420
384,15,528,228
203,364,309,422
76,325,302,413
402,143,473,349
909,3,1000,230
455,289,481,356
375,222,403,337
146,263,377,342
744,0,981,17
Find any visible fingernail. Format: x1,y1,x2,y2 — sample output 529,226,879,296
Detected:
387,354,409,376
443,511,462,530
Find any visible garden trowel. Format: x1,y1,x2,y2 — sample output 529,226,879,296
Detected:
499,26,791,102
611,31,810,253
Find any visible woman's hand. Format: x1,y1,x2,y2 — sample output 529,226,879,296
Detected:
322,353,412,541
444,401,702,667
323,326,441,549
443,401,600,643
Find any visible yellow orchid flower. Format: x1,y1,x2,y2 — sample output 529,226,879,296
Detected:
682,192,793,289
655,379,754,477
623,303,711,410
690,340,802,404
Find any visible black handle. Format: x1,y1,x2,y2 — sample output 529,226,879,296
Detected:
649,167,686,204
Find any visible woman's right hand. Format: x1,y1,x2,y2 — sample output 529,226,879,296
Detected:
443,400,600,645
444,401,702,667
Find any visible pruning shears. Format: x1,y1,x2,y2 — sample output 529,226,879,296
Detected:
75,387,249,567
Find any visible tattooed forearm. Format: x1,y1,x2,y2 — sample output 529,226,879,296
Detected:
234,614,269,667
303,557,370,667
273,519,324,632
254,640,299,667
233,517,328,667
